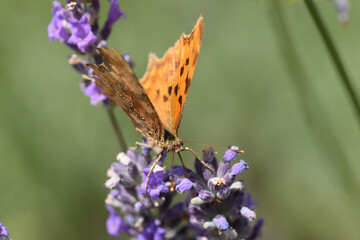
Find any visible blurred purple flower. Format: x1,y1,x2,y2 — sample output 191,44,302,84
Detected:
48,1,70,42
107,0,125,27
101,0,126,40
106,205,129,237
333,0,350,24
175,178,194,194
137,220,166,240
0,222,9,239
68,15,97,53
82,81,107,105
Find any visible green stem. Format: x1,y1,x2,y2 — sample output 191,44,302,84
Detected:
107,108,128,152
303,0,360,127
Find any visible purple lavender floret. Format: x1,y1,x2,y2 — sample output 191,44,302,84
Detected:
141,167,169,199
68,15,98,54
0,222,9,240
101,0,126,40
81,81,107,105
48,1,70,42
48,0,124,51
137,220,166,240
174,147,263,239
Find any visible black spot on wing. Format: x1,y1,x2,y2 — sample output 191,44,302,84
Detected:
163,95,168,102
155,89,160,100
168,86,172,96
180,66,184,77
185,73,191,94
174,84,179,96
185,58,189,65
178,95,182,106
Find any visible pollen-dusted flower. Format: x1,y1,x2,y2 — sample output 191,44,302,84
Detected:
67,15,98,53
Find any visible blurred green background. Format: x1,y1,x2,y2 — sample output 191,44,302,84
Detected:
1,0,360,239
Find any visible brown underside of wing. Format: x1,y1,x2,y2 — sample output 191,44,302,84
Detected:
87,48,165,145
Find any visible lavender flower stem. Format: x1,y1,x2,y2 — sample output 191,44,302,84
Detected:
303,0,360,128
107,108,128,151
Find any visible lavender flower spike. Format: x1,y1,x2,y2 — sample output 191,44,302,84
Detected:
175,147,263,239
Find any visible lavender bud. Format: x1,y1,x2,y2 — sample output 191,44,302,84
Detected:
190,196,205,205
175,178,194,194
223,146,240,162
213,215,229,231
217,161,230,178
216,185,230,200
127,162,139,179
117,152,131,165
240,207,256,222
229,181,244,191
199,190,215,202
230,160,249,175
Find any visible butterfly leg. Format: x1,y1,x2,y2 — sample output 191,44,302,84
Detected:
136,141,153,149
170,152,175,191
177,152,188,178
184,147,215,174
144,152,163,194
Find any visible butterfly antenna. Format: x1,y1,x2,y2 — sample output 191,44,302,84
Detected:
170,151,175,191
184,147,215,174
177,152,188,179
144,152,164,194
183,141,245,154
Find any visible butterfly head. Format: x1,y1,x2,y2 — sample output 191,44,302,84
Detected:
166,138,184,153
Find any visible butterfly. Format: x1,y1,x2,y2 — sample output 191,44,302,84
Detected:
88,16,241,192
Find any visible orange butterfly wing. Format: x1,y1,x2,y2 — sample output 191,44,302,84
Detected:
87,48,165,146
140,16,203,137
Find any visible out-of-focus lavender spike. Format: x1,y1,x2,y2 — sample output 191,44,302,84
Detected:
333,0,350,24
